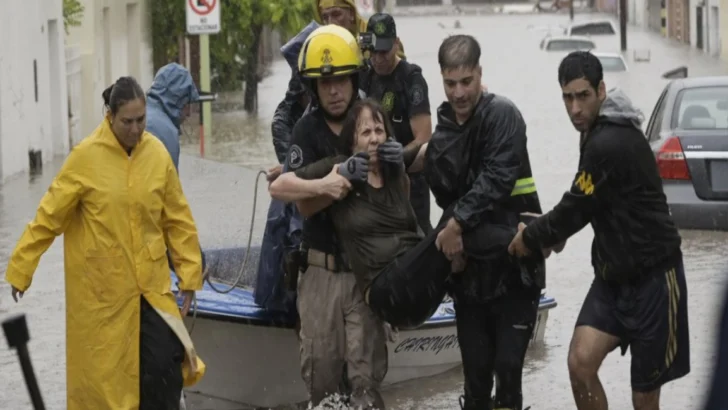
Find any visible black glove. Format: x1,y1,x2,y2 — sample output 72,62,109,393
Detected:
338,152,370,182
377,140,404,165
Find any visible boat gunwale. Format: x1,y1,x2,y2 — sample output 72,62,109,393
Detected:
183,298,558,330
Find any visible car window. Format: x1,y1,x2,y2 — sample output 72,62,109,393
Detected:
598,56,627,72
646,88,669,142
671,86,728,130
569,22,616,35
545,40,595,51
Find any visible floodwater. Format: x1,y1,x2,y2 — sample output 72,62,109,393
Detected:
1,9,727,410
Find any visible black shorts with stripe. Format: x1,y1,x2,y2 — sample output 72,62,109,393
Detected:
575,251,690,392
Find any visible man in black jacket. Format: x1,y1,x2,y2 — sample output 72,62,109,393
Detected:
509,51,690,410
425,34,544,410
359,13,433,234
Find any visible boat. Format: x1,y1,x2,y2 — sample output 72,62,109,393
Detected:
173,247,558,409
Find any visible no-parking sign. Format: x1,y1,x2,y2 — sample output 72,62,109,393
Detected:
186,0,221,35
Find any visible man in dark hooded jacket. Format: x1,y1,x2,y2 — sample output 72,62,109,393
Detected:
509,51,688,410
424,35,544,410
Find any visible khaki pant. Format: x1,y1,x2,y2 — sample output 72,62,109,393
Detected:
297,264,388,409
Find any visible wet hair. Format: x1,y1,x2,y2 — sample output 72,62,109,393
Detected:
438,35,481,71
558,51,603,90
101,76,145,115
340,98,402,183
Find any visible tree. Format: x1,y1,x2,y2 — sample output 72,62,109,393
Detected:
149,0,185,72
150,0,314,111
213,0,314,112
63,0,85,34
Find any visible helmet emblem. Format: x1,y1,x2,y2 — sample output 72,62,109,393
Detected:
321,49,333,65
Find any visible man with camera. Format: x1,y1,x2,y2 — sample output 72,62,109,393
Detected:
359,13,434,233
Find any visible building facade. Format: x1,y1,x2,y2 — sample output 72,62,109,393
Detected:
66,0,154,142
0,0,68,181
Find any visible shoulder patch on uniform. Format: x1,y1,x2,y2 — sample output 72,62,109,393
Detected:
410,84,424,106
574,171,594,195
289,144,304,169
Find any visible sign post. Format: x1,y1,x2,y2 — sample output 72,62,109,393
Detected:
186,0,221,158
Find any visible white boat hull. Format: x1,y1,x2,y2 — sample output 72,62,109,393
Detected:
182,306,553,408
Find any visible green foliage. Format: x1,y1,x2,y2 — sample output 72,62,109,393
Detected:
63,0,85,34
211,0,315,91
149,0,186,72
150,0,315,92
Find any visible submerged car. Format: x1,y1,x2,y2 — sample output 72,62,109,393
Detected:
564,20,617,36
540,35,596,52
645,76,728,230
593,52,628,72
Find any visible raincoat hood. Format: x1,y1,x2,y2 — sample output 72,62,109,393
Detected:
281,20,321,75
313,0,368,35
147,63,200,129
599,88,644,129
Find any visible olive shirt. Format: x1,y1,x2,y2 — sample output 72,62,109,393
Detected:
296,156,422,292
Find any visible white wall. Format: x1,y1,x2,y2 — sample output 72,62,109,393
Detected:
720,0,728,59
707,0,721,55
630,0,649,27
66,0,154,139
0,0,67,181
688,0,721,55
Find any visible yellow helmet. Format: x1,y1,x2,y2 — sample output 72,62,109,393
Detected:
297,25,363,79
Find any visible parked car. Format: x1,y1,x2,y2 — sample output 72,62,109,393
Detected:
593,52,628,72
645,76,728,230
540,35,596,52
564,20,617,36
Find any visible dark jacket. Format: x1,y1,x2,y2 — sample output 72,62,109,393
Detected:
425,92,543,302
523,89,682,283
704,280,728,409
271,20,320,163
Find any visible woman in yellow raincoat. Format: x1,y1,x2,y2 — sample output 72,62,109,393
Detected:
5,76,205,410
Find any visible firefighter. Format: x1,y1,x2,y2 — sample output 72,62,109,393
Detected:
268,25,387,409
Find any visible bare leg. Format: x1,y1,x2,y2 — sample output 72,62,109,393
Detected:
632,389,660,410
568,325,620,410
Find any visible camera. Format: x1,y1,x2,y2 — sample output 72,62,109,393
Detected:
358,32,377,52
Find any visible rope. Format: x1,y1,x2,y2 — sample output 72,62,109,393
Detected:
186,169,268,334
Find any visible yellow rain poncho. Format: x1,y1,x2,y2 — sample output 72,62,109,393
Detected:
5,118,205,409
314,0,406,58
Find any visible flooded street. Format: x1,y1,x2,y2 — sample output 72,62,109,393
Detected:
2,10,728,410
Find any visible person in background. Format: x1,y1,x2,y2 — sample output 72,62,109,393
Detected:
145,62,206,274
5,76,206,410
269,25,387,409
359,13,433,233
509,51,689,410
146,62,200,171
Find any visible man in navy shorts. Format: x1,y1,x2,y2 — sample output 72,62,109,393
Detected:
509,51,690,410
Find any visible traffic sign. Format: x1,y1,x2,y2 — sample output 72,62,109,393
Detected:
186,0,220,35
